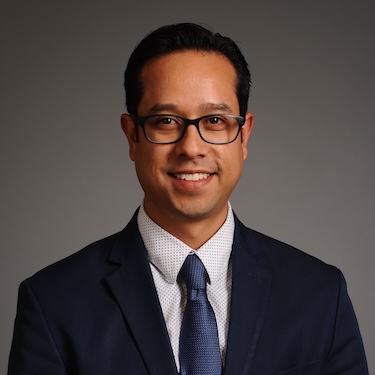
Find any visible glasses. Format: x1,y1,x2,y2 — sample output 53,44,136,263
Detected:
130,114,245,145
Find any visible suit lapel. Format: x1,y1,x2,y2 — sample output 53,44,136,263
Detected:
105,213,178,375
224,218,272,375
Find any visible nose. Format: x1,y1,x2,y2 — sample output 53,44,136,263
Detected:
174,123,209,159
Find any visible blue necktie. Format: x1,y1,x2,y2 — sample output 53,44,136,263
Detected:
179,254,222,375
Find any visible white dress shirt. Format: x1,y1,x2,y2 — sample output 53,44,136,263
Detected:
137,203,234,370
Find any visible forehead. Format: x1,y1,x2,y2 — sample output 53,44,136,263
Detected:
138,50,239,114
141,50,237,83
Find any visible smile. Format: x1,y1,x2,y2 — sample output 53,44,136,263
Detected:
174,173,211,181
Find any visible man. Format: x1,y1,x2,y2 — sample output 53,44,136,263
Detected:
8,23,368,374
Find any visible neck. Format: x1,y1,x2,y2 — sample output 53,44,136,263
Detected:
160,217,226,250
143,204,229,250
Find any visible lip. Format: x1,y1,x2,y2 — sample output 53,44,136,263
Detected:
173,172,212,181
169,171,215,190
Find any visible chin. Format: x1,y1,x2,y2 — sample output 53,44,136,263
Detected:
172,201,225,222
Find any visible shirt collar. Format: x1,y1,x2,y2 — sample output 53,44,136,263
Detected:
138,203,235,285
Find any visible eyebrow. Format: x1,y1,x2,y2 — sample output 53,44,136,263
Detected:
203,102,234,112
148,103,179,113
148,102,234,114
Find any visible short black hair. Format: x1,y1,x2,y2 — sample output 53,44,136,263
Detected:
124,23,251,116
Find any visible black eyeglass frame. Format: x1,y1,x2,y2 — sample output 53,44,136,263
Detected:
129,114,245,145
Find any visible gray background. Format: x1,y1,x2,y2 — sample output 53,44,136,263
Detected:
1,0,374,373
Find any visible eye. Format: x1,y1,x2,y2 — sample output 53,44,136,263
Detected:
148,115,181,129
152,116,175,125
160,117,175,124
208,116,223,124
149,116,175,124
202,115,228,130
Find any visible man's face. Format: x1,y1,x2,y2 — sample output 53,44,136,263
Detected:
121,50,253,235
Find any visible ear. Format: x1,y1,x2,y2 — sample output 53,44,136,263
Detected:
121,113,137,161
241,112,254,160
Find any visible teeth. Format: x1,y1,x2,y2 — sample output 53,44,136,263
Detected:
175,173,210,181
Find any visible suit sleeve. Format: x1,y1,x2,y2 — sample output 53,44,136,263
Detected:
323,270,368,374
8,280,67,375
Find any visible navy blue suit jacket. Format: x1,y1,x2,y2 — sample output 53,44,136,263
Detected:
8,211,368,374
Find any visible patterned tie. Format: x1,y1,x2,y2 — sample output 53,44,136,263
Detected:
178,254,222,375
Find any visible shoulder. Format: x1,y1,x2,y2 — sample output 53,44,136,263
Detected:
233,216,341,285
24,232,120,293
26,210,141,288
233,217,352,325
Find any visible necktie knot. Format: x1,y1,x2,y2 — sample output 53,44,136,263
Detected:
179,254,207,291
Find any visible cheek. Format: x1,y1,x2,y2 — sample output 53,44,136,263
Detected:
134,145,152,184
134,144,168,183
227,143,245,166
218,146,244,182
134,155,157,197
